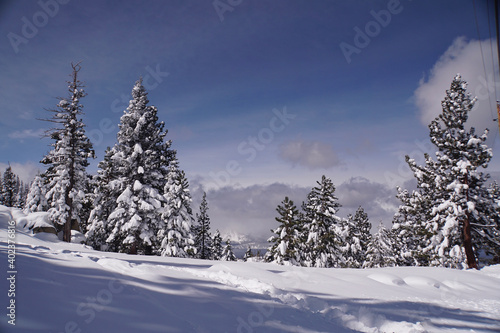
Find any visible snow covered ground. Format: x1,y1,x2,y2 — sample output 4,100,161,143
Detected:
1,206,499,333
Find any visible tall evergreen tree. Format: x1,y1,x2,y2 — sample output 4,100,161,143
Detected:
41,63,95,242
13,176,22,208
266,196,300,265
24,174,48,213
2,165,17,207
301,175,344,268
85,147,119,251
101,78,176,254
193,192,212,259
392,176,437,267
429,76,499,268
211,229,223,260
20,182,30,209
364,223,396,268
159,161,195,257
396,75,500,268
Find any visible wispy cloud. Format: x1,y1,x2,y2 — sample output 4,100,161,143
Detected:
279,139,342,169
191,177,398,243
8,128,45,139
200,183,309,242
336,177,398,229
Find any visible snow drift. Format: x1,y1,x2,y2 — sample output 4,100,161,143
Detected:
0,205,499,332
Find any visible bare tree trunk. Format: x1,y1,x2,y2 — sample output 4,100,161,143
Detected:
129,242,137,255
463,174,478,269
63,194,72,242
463,214,478,269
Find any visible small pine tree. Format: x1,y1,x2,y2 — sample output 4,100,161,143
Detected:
13,176,23,208
243,247,253,262
0,170,3,205
266,196,300,265
193,192,212,259
221,239,236,261
364,223,396,268
24,174,48,213
344,206,372,268
392,184,435,267
159,161,195,258
302,176,344,268
212,229,223,260
2,165,17,207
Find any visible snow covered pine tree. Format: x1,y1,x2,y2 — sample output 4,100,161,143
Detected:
1,165,18,208
266,196,301,265
193,192,212,259
344,206,372,268
97,78,176,254
85,147,118,251
0,170,3,205
24,173,48,213
243,247,254,261
364,223,396,268
221,238,237,261
211,229,224,260
159,160,195,258
301,176,344,268
395,75,500,268
41,63,95,242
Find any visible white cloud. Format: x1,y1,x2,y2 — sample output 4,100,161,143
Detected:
414,37,499,134
0,161,42,183
8,128,45,139
336,177,398,229
279,139,342,169
198,183,309,243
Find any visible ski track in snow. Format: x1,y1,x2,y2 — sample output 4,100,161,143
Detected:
168,264,399,333
1,206,500,333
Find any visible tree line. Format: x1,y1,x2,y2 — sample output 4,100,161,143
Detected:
266,75,500,269
5,65,500,269
14,63,236,261
0,165,29,209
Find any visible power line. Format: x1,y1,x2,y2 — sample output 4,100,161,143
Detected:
472,0,496,122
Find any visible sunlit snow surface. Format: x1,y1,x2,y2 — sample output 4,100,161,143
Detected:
1,205,499,333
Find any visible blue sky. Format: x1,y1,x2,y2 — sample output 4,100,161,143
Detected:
1,0,499,242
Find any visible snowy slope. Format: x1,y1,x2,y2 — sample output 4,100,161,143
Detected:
1,206,499,333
